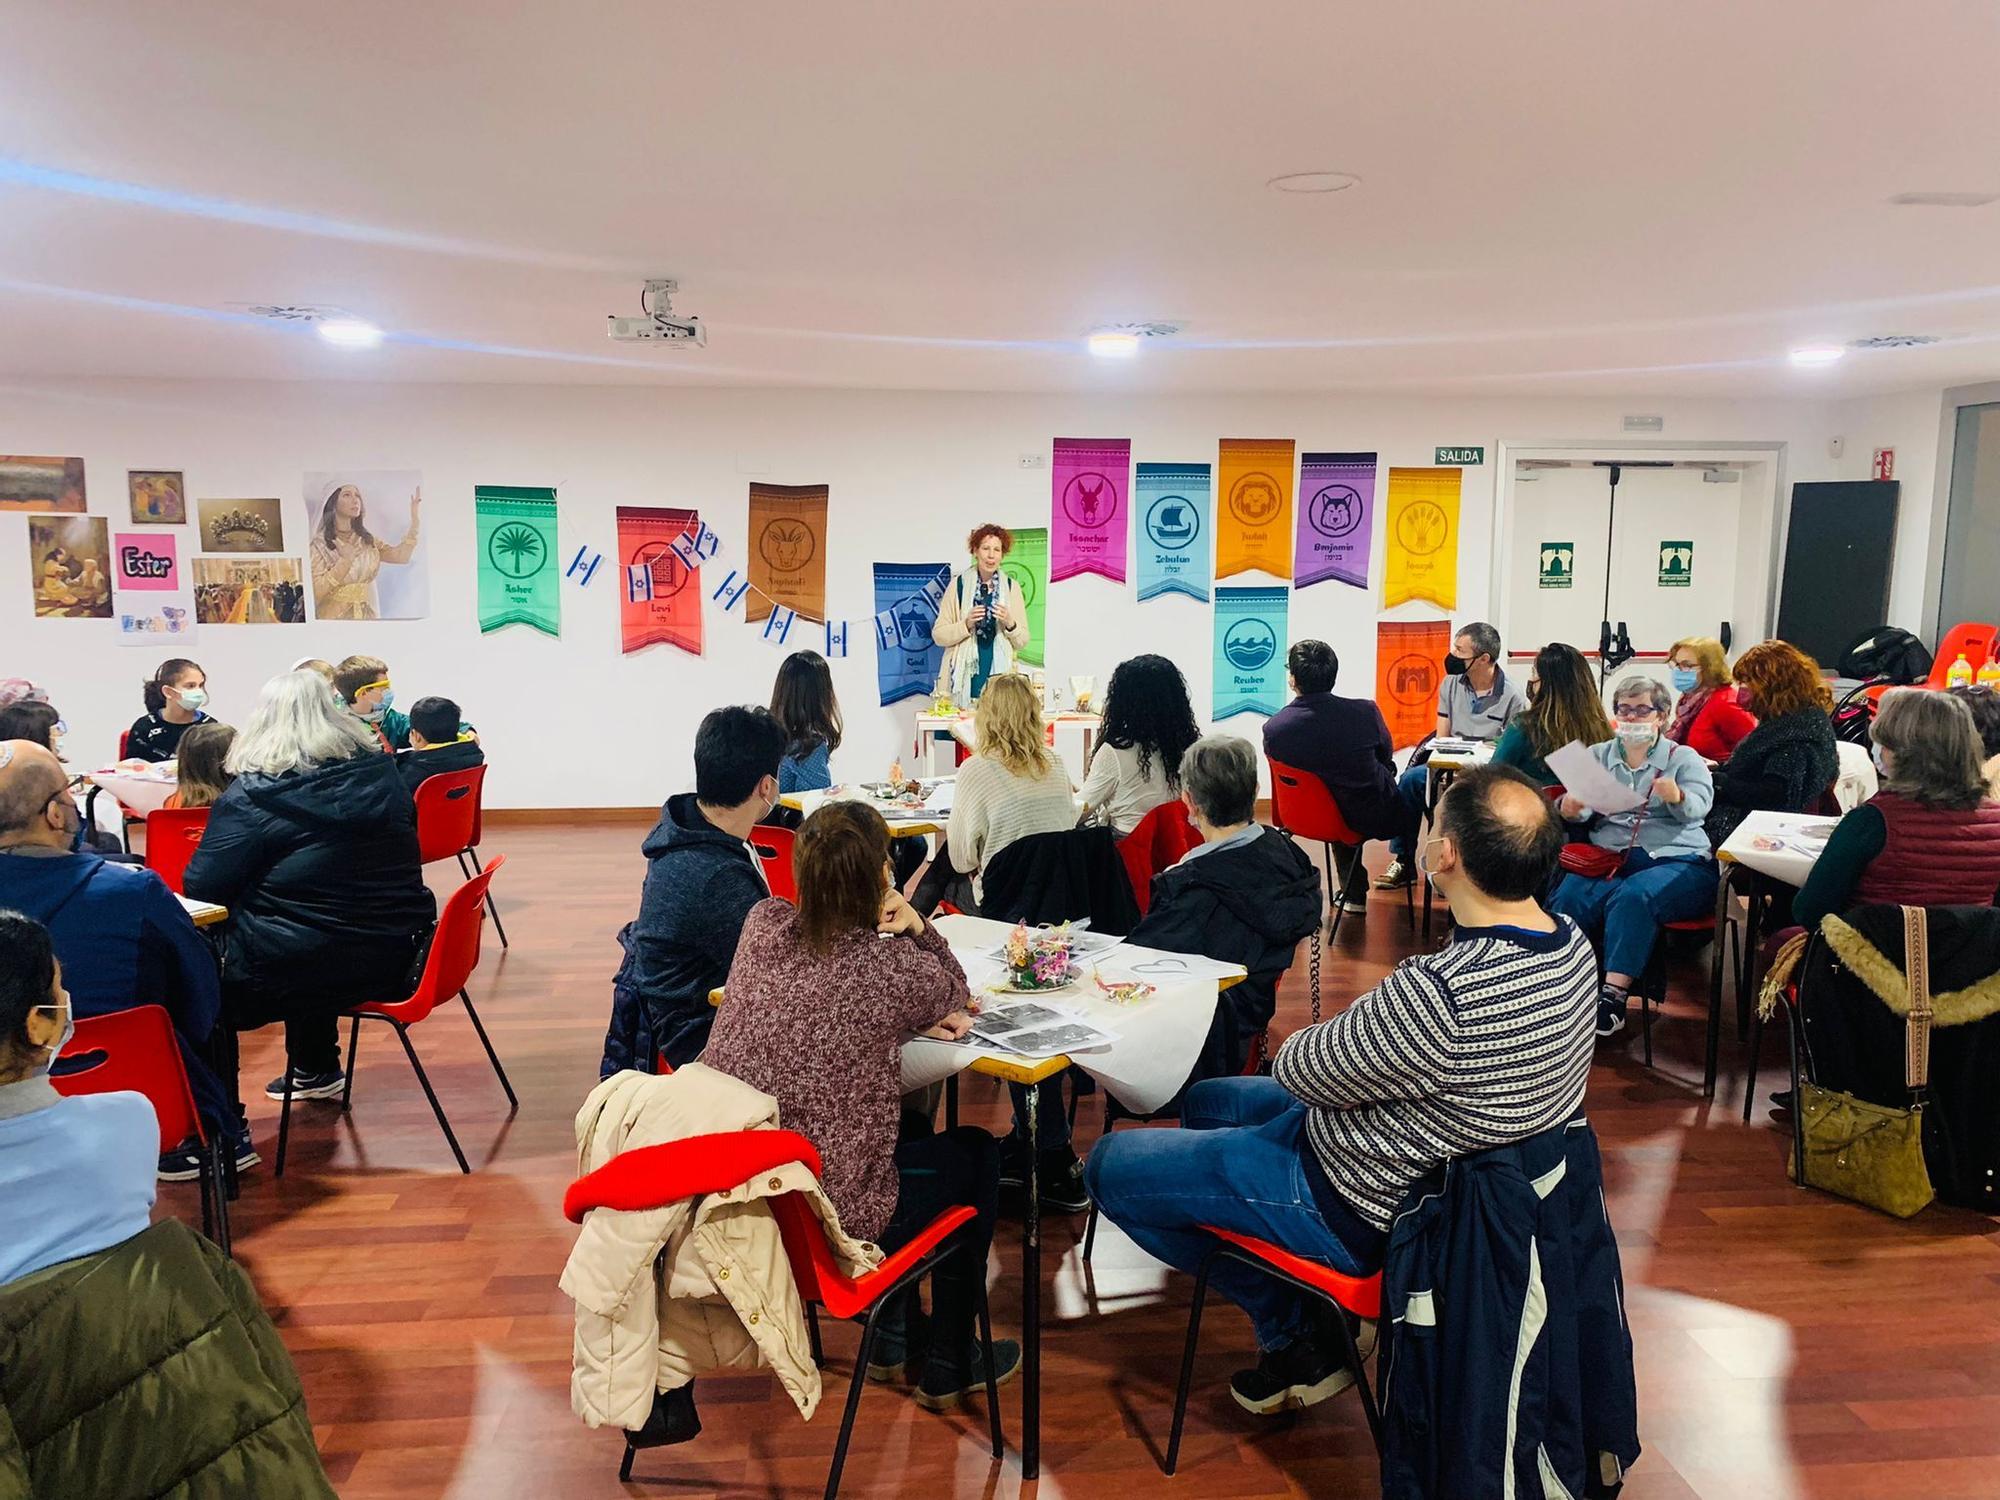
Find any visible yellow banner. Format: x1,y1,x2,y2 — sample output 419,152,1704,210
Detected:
1215,438,1295,580
1382,467,1461,610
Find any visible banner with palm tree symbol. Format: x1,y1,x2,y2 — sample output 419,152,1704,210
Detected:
746,482,828,624
1381,466,1461,611
476,485,560,636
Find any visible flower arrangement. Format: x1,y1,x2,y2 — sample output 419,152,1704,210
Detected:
1004,921,1076,990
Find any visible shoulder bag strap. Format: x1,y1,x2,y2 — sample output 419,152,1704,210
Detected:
1902,904,1933,1096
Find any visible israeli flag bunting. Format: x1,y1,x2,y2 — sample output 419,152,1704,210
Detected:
874,609,900,652
712,569,750,610
921,574,947,609
762,604,797,646
825,620,849,658
692,521,721,561
625,563,653,603
667,531,699,570
567,546,604,587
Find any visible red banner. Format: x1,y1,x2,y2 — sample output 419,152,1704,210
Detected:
1375,619,1450,750
618,505,701,655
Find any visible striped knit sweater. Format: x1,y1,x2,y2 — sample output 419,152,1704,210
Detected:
1272,917,1599,1231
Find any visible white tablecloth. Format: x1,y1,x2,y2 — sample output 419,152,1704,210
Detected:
1718,810,1841,888
88,765,179,817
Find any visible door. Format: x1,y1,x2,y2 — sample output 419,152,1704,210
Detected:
1776,480,1899,666
1606,465,1742,668
1505,463,1613,662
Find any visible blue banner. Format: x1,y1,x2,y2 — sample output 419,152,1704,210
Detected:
1134,462,1212,602
1213,585,1289,719
874,561,951,707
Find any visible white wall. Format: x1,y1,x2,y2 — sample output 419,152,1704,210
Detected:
1825,387,1945,630
5,379,1851,807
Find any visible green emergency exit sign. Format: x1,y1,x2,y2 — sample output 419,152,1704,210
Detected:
1435,446,1485,466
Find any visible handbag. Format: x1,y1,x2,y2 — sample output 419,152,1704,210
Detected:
1790,905,1936,1218
1558,843,1623,878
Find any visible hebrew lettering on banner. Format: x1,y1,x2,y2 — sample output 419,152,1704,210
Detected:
745,483,828,623
617,505,701,654
475,485,560,636
1381,467,1461,610
1375,618,1451,749
1215,438,1296,581
1050,438,1130,583
1295,452,1376,590
1212,586,1290,719
875,562,952,706
1134,462,1211,602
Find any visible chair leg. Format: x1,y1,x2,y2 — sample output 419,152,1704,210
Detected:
1331,1303,1384,1454
1320,844,1344,947
1081,1202,1100,1263
823,1300,886,1500
456,848,476,881
459,989,518,1110
198,1136,216,1241
393,1022,471,1173
483,889,509,949
1782,1000,1807,1186
807,1302,824,1369
977,1279,1004,1460
274,1069,296,1177
1742,1008,1765,1123
340,1014,362,1112
208,1137,233,1257
1164,1250,1216,1476
1641,970,1656,1069
618,1440,636,1482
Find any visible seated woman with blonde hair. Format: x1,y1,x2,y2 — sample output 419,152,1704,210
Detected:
1664,636,1756,763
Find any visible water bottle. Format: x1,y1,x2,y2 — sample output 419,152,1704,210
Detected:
1978,658,2000,688
1946,653,1975,690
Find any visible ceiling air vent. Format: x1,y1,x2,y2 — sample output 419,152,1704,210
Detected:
229,304,352,324
1848,334,1941,350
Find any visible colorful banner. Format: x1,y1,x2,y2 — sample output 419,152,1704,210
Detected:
475,485,560,636
1382,467,1461,610
745,483,828,623
1000,526,1048,668
1375,619,1451,749
1212,586,1289,719
617,505,701,655
1134,462,1211,602
1215,438,1295,580
875,562,951,706
1050,437,1130,583
1296,452,1376,590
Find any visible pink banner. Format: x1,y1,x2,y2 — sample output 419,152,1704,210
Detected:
1050,437,1130,582
113,531,180,591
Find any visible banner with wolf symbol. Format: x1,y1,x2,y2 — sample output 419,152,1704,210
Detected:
1295,452,1376,590
1214,438,1295,581
1381,467,1461,610
1375,618,1450,749
1050,437,1129,583
1212,586,1289,719
617,505,702,655
1134,462,1211,602
1000,526,1048,667
745,483,827,623
475,485,559,636
875,562,952,706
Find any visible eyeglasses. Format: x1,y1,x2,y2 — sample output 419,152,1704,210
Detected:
1612,704,1660,721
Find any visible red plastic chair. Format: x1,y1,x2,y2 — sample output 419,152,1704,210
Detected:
1116,799,1201,916
275,856,516,1176
563,1127,1003,1499
50,1005,230,1254
1165,1226,1383,1475
413,765,507,948
750,824,799,903
1267,758,1393,954
143,806,210,895
1865,621,1999,710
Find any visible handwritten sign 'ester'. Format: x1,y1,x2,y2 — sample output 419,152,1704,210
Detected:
112,531,180,592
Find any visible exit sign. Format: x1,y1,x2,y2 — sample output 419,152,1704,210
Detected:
1435,446,1485,466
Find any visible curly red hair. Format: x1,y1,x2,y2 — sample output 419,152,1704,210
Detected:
1733,640,1833,716
966,524,1012,556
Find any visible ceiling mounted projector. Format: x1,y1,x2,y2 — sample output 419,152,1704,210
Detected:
608,279,706,346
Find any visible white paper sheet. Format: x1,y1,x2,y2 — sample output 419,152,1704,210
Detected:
1544,741,1646,814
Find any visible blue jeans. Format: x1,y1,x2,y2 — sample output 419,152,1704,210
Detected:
1547,851,1718,977
1387,762,1429,859
1084,1077,1380,1350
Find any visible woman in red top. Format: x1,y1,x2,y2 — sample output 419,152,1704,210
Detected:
703,800,1021,1411
1665,636,1756,762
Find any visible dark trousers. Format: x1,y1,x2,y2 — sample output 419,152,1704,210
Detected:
879,1126,1000,1359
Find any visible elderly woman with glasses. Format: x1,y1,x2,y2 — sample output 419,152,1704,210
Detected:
1545,673,1717,1040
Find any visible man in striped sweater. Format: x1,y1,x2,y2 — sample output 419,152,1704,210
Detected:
1085,764,1598,1415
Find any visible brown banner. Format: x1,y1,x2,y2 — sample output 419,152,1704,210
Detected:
1375,618,1450,750
746,483,828,623
617,505,702,655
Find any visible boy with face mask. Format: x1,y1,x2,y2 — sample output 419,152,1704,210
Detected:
333,655,397,752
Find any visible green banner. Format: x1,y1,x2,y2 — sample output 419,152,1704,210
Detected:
476,485,560,636
1001,525,1048,667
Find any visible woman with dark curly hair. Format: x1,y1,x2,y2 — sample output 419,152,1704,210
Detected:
932,523,1030,705
1080,654,1200,836
1704,639,1838,847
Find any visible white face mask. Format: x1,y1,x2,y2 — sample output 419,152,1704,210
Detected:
32,1000,74,1070
1616,721,1658,749
1415,834,1445,882
175,686,207,712
1871,742,1892,776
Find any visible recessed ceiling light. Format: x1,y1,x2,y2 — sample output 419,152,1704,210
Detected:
1888,191,1999,208
1848,333,1941,350
316,317,383,348
1086,331,1140,358
1788,345,1845,367
1267,171,1361,195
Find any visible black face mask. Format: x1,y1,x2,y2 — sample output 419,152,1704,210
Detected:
1443,653,1469,677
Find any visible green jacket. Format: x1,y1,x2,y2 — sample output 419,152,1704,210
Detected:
0,1220,335,1499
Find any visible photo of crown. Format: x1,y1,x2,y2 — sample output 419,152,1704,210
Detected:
211,508,271,545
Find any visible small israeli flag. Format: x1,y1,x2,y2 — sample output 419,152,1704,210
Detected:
875,609,899,652
625,563,654,603
762,605,797,646
667,530,699,570
921,573,947,609
825,619,849,658
712,569,750,610
691,521,721,562
567,545,604,586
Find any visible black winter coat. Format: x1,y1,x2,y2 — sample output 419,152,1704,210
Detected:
977,826,1142,935
182,752,435,1024
1705,706,1839,847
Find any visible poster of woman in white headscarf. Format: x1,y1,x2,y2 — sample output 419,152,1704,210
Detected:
302,470,428,620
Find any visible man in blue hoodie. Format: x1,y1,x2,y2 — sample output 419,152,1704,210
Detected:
599,707,786,1077
0,740,238,1178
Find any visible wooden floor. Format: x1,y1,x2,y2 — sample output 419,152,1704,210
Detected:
192,822,2000,1500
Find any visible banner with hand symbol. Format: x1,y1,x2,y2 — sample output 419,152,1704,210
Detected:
1381,467,1460,610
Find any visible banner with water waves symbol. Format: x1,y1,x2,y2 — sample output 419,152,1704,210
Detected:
1381,466,1460,610
1050,437,1130,583
1001,526,1048,667
1295,452,1376,590
475,485,560,636
618,504,702,654
745,483,827,623
1134,462,1211,602
1215,438,1295,580
1375,618,1451,749
1212,585,1289,719
875,562,952,706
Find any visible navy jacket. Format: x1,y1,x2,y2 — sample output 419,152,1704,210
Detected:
1262,692,1401,838
1377,1116,1640,1500
395,739,487,800
601,794,767,1077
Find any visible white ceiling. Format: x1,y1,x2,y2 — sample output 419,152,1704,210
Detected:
3,1,1999,395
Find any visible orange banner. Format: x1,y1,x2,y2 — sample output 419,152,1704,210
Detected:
1214,438,1295,580
618,505,701,655
1376,618,1450,750
746,483,828,623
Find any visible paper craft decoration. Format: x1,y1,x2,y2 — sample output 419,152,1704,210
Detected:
1134,462,1211,602
1000,526,1048,668
1382,466,1461,610
475,485,560,636
113,531,193,645
127,470,186,525
1215,438,1295,580
196,498,285,555
1050,438,1130,583
190,557,306,625
746,483,828,623
28,516,112,618
617,505,701,654
303,471,428,620
113,531,179,592
0,456,86,513
1212,586,1289,719
1375,618,1450,749
1296,452,1376,590
874,562,951,706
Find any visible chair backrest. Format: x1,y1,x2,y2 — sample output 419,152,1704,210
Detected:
143,806,210,895
117,729,130,759
389,856,503,1023
749,824,798,903
1266,757,1361,847
413,765,485,865
1928,622,2000,686
978,826,1140,931
1117,798,1201,916
48,1004,204,1150
562,1128,820,1223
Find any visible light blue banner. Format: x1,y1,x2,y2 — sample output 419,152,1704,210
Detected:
874,562,951,706
1212,585,1288,719
1134,462,1211,602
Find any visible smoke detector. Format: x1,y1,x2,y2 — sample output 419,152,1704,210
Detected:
1848,334,1941,350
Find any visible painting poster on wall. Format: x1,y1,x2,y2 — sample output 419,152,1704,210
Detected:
475,485,560,636
1215,438,1295,580
1050,437,1130,583
1375,618,1450,749
127,470,187,525
196,498,285,554
1000,526,1048,668
0,456,86,513
1295,452,1376,590
302,471,428,620
191,557,306,625
874,562,951,706
28,516,112,618
1134,462,1211,602
113,530,195,645
745,483,828,624
617,504,703,655
1381,467,1461,610
1212,585,1289,719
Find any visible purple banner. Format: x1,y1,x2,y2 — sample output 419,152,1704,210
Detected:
1295,451,1376,589
1050,437,1130,583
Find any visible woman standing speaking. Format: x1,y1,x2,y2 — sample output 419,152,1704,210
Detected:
932,524,1030,705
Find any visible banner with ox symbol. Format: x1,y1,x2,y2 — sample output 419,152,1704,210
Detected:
746,483,827,624
1212,585,1289,719
616,504,702,655
1050,437,1130,584
1295,452,1376,590
874,562,953,706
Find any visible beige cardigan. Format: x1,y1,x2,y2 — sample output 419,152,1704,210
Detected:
562,1064,879,1430
931,566,1030,704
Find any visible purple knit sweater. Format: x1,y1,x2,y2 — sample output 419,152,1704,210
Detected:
703,898,969,1239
